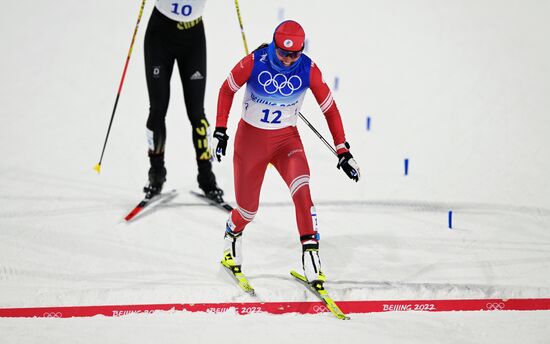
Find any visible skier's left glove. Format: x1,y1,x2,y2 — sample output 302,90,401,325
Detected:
211,127,229,162
337,151,361,182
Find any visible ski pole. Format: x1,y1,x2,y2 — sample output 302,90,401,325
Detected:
234,0,249,54
94,0,147,174
298,112,337,157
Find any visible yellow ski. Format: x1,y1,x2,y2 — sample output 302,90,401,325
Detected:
221,261,255,296
290,270,350,320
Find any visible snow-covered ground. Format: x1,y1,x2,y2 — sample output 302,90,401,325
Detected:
1,0,549,343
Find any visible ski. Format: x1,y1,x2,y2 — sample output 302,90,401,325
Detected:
221,261,255,296
124,189,177,222
190,190,233,212
290,270,350,320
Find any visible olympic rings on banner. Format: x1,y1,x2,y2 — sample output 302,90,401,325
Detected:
312,305,328,313
485,302,505,311
258,71,302,96
43,312,63,318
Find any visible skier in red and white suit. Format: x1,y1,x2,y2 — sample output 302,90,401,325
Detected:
212,20,360,284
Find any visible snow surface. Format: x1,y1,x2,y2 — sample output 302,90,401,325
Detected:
1,0,550,343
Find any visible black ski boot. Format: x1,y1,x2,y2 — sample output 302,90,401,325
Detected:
204,188,225,204
197,160,224,204
143,153,166,199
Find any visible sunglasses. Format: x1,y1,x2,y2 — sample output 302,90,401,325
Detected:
276,47,303,59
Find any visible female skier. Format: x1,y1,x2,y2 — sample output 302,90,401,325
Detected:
212,20,360,286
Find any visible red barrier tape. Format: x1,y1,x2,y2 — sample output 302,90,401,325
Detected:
1,298,549,318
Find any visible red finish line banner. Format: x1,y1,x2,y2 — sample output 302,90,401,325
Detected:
1,298,549,318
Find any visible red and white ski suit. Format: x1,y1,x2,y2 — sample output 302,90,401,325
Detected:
216,49,349,243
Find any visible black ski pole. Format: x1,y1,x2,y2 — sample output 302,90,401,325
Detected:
298,112,337,157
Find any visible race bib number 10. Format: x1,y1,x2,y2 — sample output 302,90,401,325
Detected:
170,2,192,16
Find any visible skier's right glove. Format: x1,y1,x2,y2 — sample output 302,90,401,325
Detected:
212,127,229,162
337,151,361,182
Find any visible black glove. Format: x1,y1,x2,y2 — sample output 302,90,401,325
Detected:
337,151,361,182
212,127,229,162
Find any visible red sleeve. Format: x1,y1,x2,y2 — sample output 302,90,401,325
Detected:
216,54,254,128
309,62,349,154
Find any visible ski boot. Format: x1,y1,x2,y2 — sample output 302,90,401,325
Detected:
302,240,326,289
221,225,243,271
143,154,166,199
220,225,254,294
197,160,225,204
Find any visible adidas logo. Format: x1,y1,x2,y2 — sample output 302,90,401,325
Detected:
190,71,204,80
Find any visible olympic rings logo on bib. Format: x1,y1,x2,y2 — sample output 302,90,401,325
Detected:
258,71,302,96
